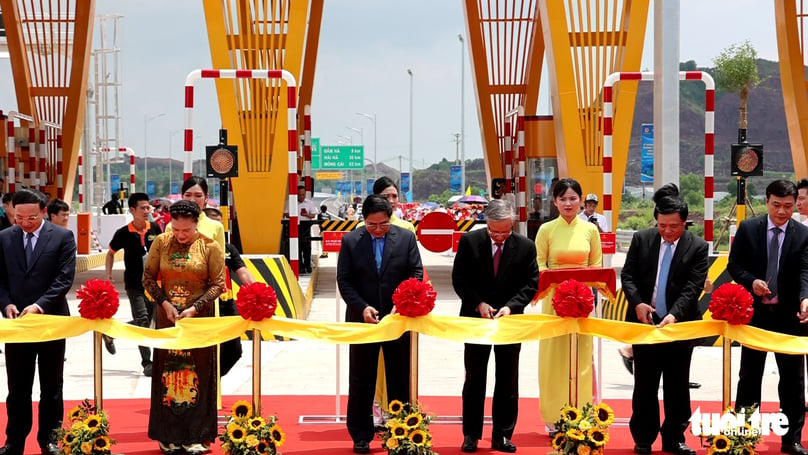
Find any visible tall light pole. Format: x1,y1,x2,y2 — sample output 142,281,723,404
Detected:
346,126,364,195
458,34,466,193
143,112,165,186
168,129,182,193
356,112,377,180
407,69,414,200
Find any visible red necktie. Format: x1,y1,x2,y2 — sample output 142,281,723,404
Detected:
493,242,503,276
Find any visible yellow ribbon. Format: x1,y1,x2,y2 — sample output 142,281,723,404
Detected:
2,314,808,354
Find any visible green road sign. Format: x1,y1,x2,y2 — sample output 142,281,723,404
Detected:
318,145,364,170
311,138,321,169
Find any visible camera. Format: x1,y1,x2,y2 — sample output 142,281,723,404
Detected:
588,216,597,224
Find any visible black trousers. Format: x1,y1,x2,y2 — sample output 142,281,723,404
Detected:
126,288,154,366
4,339,65,447
736,346,805,444
630,340,693,446
462,343,521,440
347,334,410,443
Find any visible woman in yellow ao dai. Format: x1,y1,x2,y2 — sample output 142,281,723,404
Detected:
534,178,602,429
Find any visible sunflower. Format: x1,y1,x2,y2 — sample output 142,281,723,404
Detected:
386,436,400,449
80,441,93,455
578,419,592,431
593,403,614,426
68,405,84,421
578,444,592,455
389,400,405,414
551,432,567,450
410,429,427,446
231,400,253,418
256,440,270,453
245,434,260,448
742,445,755,455
248,416,266,430
62,432,77,446
561,405,582,423
228,425,246,443
94,435,111,452
391,421,409,439
405,413,423,428
712,434,731,453
84,414,102,433
269,424,286,446
567,428,585,441
588,428,609,447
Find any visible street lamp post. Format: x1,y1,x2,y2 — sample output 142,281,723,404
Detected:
407,69,414,200
143,112,165,187
356,112,377,180
458,34,466,193
168,129,182,193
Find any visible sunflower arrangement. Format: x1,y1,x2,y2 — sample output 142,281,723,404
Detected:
550,402,614,455
376,400,438,455
702,406,762,455
55,399,115,455
219,400,286,455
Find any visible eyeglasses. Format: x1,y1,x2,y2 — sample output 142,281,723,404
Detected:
487,228,512,239
366,222,391,230
15,214,41,223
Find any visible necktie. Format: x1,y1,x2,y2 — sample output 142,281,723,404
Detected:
767,226,782,300
24,232,33,267
374,237,383,272
655,241,673,317
493,242,503,276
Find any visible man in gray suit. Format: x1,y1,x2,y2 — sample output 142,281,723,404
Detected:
0,189,76,455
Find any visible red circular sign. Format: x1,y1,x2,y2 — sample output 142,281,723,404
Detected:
417,212,457,252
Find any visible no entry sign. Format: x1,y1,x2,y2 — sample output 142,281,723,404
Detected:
417,212,457,252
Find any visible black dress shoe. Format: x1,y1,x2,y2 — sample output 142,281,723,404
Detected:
461,435,478,453
662,442,696,455
781,443,808,455
143,362,153,377
634,443,652,454
688,382,701,389
102,334,116,355
491,436,517,453
40,443,59,455
0,444,22,455
352,440,370,454
619,350,634,375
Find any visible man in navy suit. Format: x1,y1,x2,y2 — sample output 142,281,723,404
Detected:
621,188,708,455
452,199,539,453
0,189,76,455
336,194,423,454
728,179,808,455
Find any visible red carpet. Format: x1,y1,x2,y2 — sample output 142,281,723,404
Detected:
0,396,794,454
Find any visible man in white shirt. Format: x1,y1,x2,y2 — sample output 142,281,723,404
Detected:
297,185,317,274
578,193,609,232
794,178,808,226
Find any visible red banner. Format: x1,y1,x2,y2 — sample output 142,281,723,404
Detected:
600,232,616,255
323,231,348,253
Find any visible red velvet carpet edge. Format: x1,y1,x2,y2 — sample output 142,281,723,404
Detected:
0,397,794,454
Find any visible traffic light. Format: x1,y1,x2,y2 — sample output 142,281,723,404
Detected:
730,143,763,177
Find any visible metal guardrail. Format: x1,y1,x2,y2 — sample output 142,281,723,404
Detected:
615,229,635,252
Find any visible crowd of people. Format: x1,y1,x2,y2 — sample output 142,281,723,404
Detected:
2,173,808,455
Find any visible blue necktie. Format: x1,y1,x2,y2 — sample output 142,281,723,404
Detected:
374,237,384,272
655,241,673,317
24,232,33,267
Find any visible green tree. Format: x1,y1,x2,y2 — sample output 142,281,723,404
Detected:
713,40,760,130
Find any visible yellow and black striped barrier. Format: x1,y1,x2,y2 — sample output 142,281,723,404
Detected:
320,219,360,232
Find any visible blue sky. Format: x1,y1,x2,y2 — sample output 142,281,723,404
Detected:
0,0,780,173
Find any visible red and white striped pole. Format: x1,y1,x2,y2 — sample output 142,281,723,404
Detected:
129,148,137,193
28,126,35,189
304,105,312,197
516,107,527,235
78,150,84,209
602,71,715,253
6,117,15,193
184,68,300,276
38,126,46,193
56,134,64,199
503,118,513,195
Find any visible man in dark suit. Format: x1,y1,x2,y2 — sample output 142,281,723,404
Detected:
728,179,808,455
336,194,423,454
621,188,708,455
452,199,539,453
0,189,76,455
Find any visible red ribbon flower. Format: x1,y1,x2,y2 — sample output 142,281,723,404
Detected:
76,279,120,320
236,282,278,321
392,278,437,317
551,279,594,318
709,282,754,325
